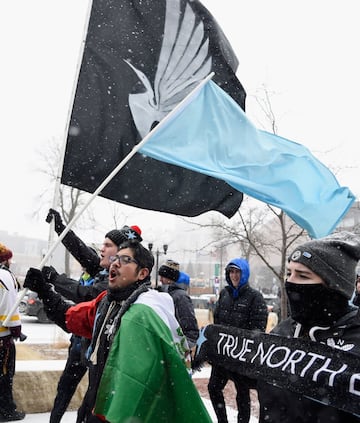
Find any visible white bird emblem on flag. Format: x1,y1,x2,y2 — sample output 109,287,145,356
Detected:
125,0,212,138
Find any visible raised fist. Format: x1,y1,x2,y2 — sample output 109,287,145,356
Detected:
24,267,51,298
46,208,66,234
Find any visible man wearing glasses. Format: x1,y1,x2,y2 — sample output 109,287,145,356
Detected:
23,241,211,423
41,209,143,423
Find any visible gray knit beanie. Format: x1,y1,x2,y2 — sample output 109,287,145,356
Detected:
288,231,360,299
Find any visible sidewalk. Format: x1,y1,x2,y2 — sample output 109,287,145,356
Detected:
22,401,258,422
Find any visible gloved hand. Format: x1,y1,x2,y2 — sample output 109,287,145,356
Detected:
24,267,52,298
10,326,22,340
45,208,66,235
42,265,59,284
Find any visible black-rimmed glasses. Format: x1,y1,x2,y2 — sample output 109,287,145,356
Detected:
109,255,139,266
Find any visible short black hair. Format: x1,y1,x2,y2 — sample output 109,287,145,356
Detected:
118,241,154,272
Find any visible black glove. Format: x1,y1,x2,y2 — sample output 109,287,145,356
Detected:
42,265,59,284
46,208,66,235
24,267,52,298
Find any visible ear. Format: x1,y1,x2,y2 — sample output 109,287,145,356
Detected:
138,268,150,281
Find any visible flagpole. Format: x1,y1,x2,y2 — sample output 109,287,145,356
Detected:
48,0,94,252
4,72,214,325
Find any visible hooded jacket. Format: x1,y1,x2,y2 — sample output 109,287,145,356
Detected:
257,309,360,423
214,258,268,331
48,228,108,303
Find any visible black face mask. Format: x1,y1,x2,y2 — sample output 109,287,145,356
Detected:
285,282,349,329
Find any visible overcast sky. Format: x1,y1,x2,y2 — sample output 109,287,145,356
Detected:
1,0,359,248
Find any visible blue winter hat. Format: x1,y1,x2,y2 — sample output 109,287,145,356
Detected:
176,271,190,286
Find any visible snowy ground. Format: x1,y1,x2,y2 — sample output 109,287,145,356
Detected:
22,401,258,422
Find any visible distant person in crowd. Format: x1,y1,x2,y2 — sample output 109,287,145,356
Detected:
194,231,360,423
208,257,268,423
24,241,212,423
158,260,199,349
352,270,360,307
175,270,191,293
208,296,216,324
0,243,25,421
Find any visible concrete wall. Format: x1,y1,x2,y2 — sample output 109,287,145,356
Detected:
13,362,88,414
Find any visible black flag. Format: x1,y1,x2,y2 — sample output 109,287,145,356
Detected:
61,0,246,218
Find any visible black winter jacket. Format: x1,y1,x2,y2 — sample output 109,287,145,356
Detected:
47,228,108,304
52,270,108,304
60,229,101,278
353,293,360,307
214,284,268,331
257,308,360,423
167,284,199,348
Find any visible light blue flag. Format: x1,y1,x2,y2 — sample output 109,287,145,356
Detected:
139,79,355,238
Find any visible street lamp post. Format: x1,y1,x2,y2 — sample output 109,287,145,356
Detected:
148,243,168,288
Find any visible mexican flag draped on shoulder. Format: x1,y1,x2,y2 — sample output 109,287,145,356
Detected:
95,290,212,423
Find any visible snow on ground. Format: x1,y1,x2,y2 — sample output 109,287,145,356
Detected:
22,401,258,422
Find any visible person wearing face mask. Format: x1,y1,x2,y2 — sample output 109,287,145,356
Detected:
193,231,360,423
255,231,360,423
